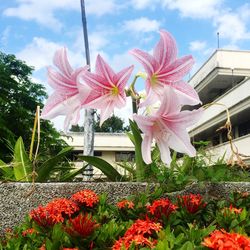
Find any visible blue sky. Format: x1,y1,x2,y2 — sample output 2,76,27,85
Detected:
1,0,250,130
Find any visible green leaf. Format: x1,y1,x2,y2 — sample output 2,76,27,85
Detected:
230,219,239,229
0,159,13,179
116,162,136,176
129,119,146,181
78,155,125,181
59,164,88,181
175,233,185,245
179,241,194,250
126,131,135,145
36,146,73,182
13,137,32,181
240,208,247,221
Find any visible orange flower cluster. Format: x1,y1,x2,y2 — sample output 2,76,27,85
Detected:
117,200,134,209
22,228,37,237
178,194,206,214
112,218,162,250
229,204,243,214
65,213,99,238
71,189,99,207
147,198,178,219
202,230,250,249
62,248,79,250
30,198,79,227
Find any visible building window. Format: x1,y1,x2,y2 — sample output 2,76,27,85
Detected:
94,151,102,157
67,150,82,161
239,120,250,137
115,152,135,162
211,134,220,146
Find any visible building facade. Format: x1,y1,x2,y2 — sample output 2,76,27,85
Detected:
61,132,135,178
189,49,250,164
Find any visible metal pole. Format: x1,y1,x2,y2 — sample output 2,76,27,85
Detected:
80,0,91,66
80,0,94,180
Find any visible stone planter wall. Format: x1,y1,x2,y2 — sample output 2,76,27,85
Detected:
1,182,250,234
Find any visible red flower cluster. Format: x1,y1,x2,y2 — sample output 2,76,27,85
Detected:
147,198,178,219
65,213,99,238
117,200,134,209
202,230,250,249
228,204,243,214
112,218,162,250
30,198,79,227
178,194,206,214
71,189,99,207
62,248,79,250
22,228,37,237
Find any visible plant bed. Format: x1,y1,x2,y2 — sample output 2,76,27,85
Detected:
1,184,250,249
2,182,250,245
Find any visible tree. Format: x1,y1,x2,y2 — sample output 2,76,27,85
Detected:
0,51,67,162
70,114,130,133
94,114,130,133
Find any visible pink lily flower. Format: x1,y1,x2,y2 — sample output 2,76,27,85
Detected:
79,55,134,125
130,30,200,107
41,48,90,131
133,87,203,165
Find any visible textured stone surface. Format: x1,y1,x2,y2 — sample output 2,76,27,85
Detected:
0,182,155,233
167,182,250,199
1,182,250,234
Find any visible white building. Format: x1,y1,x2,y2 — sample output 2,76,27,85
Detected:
61,132,135,178
189,49,250,165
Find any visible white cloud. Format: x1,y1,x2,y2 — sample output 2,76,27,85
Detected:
162,0,222,19
3,0,73,30
16,37,62,70
86,0,120,16
214,11,250,43
72,29,111,70
0,26,11,47
189,40,207,51
123,17,161,33
3,0,120,30
130,0,153,9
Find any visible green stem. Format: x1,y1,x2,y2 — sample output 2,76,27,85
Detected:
126,75,141,114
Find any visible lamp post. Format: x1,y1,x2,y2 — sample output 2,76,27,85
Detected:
80,0,94,180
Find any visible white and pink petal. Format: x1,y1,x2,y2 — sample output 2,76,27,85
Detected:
141,135,153,164
95,55,116,85
154,30,177,69
158,55,194,82
171,81,201,106
130,49,159,76
53,47,73,79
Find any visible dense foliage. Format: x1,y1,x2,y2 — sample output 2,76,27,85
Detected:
0,51,67,162
70,114,129,133
2,189,250,249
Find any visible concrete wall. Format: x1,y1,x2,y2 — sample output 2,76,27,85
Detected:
190,50,250,88
1,182,250,234
62,133,135,151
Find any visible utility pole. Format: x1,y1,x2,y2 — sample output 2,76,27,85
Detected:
80,0,94,180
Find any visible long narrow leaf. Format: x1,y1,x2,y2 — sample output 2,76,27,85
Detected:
129,119,146,181
78,155,125,181
126,132,135,145
116,162,136,175
13,137,32,182
36,147,73,182
59,164,88,182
